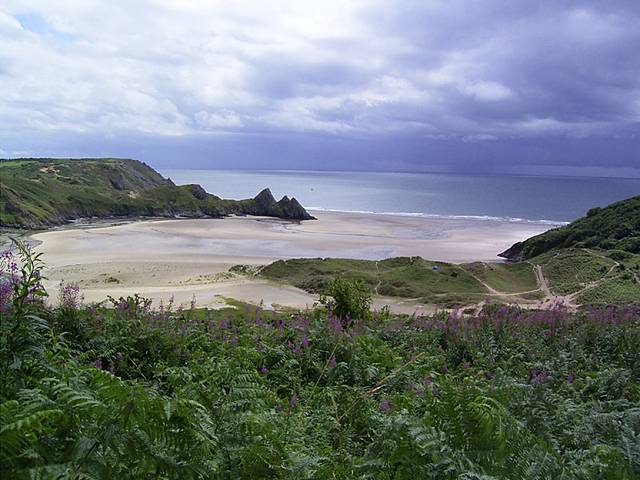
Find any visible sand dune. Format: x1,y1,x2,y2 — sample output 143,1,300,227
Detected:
32,211,553,313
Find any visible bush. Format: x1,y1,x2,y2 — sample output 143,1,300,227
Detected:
608,250,634,261
618,236,640,254
322,276,371,321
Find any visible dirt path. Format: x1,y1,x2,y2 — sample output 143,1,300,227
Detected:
532,264,573,310
465,267,541,298
533,265,552,298
466,266,544,314
525,250,625,311
466,271,500,295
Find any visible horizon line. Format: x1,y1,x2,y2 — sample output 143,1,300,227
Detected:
3,157,639,181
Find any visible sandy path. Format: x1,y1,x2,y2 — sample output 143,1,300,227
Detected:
32,212,553,313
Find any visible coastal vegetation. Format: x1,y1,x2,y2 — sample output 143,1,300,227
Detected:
0,158,314,228
1,243,639,478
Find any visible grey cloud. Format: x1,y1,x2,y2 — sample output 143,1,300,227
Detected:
0,0,638,172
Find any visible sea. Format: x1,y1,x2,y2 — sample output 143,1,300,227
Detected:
160,169,640,224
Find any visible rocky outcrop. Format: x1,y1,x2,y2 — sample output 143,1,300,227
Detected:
497,242,524,262
253,188,277,207
239,188,316,220
272,195,315,220
187,184,209,200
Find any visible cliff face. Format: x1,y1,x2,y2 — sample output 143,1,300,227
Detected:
0,158,315,228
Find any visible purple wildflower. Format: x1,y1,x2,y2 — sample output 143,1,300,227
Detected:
167,295,175,312
290,394,298,408
58,281,83,309
532,371,550,385
95,358,103,369
379,399,391,413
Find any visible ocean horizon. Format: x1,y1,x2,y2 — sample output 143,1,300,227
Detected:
161,168,640,224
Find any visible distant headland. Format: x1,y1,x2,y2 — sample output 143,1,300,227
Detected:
0,158,315,229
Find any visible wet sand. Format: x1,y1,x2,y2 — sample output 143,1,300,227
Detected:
32,211,554,313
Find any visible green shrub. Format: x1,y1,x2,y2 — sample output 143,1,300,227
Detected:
608,250,634,261
322,276,372,320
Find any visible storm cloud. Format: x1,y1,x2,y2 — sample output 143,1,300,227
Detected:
1,0,639,174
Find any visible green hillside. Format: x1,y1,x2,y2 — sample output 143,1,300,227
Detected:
0,158,314,228
499,195,640,261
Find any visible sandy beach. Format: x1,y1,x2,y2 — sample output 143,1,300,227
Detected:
31,211,554,313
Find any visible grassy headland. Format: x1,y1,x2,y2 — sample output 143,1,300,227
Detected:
0,158,314,228
499,195,640,261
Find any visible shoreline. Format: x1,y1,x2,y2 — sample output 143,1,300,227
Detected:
29,211,554,313
308,208,568,226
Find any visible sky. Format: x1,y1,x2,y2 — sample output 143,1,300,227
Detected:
1,0,639,176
